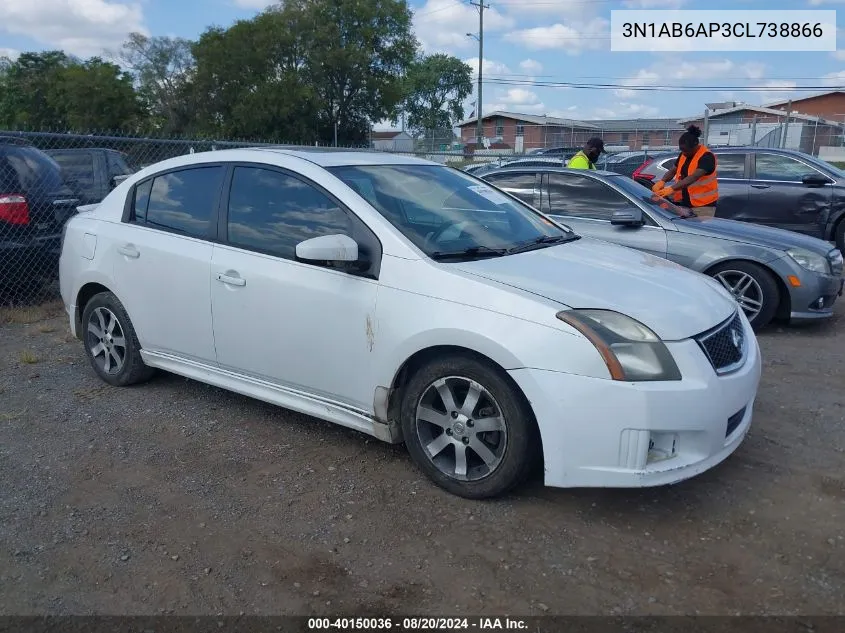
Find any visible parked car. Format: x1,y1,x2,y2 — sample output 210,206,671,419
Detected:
0,137,80,293
466,156,567,177
480,165,844,330
601,150,655,177
60,149,761,499
632,147,845,253
45,148,135,205
534,146,580,161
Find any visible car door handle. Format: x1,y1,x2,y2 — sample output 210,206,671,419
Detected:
750,184,770,189
117,244,140,258
216,273,246,287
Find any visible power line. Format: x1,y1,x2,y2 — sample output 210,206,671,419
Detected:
481,77,844,91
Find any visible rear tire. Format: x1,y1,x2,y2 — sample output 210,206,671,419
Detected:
399,354,539,499
708,261,780,331
81,291,155,387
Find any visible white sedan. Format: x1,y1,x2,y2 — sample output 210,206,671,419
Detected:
59,149,762,499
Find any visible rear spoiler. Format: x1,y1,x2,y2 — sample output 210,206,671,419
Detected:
76,203,99,214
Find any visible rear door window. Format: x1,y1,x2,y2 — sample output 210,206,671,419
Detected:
48,151,96,191
0,146,65,195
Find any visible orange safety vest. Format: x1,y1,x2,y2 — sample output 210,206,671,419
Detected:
672,144,718,207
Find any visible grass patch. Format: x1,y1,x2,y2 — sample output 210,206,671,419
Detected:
0,299,64,325
38,324,56,334
18,350,39,364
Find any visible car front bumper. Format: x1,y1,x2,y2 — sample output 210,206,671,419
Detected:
508,315,762,488
787,272,843,321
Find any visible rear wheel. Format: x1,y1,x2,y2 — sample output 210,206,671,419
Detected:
400,354,539,499
708,261,780,330
81,292,155,387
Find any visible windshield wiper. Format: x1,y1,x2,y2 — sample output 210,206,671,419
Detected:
507,234,579,254
430,245,509,260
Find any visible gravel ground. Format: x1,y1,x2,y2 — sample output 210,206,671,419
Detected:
0,299,843,617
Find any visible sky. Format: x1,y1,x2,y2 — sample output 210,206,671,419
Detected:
1,0,844,131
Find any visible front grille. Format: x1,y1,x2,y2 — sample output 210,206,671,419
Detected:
695,311,746,375
726,406,746,438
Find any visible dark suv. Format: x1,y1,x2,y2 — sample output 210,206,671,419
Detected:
44,148,134,205
0,137,80,293
634,147,845,253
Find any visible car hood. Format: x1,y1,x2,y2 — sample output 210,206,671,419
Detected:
671,215,833,254
452,238,737,341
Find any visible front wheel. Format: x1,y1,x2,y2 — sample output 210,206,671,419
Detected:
708,261,780,330
399,354,539,499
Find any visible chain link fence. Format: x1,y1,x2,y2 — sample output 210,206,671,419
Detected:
4,119,844,306
0,129,521,306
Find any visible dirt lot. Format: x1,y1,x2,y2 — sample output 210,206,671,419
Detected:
0,299,843,617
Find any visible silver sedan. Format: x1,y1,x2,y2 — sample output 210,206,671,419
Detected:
479,165,844,330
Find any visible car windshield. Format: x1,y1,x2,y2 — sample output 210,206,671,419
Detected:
328,164,577,259
606,174,697,218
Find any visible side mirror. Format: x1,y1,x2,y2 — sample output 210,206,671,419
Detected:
295,234,359,262
111,174,130,189
611,207,645,226
802,173,831,187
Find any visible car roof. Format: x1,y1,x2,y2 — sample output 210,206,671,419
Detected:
480,165,620,179
123,148,439,180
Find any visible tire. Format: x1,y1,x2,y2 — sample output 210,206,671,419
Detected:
835,219,845,256
80,291,155,387
399,354,539,499
707,261,780,331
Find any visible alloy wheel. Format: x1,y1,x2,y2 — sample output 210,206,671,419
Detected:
414,376,508,482
714,270,764,321
86,307,127,375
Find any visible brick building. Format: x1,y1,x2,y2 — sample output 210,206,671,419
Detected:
457,111,684,152
458,112,600,152
765,90,845,122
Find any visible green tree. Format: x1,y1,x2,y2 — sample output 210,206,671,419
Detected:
190,4,318,141
301,0,418,144
402,53,472,146
0,51,141,131
120,33,195,133
0,51,69,129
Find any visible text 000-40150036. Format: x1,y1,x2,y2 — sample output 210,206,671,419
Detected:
610,9,837,52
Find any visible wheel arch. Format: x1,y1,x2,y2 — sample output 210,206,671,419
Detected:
382,345,543,461
702,257,790,321
74,281,118,339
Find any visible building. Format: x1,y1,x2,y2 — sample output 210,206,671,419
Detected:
370,131,414,152
765,90,845,122
589,118,684,151
456,111,685,152
678,105,844,155
457,112,600,152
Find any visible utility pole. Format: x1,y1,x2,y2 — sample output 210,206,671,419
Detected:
469,1,489,147
781,99,792,149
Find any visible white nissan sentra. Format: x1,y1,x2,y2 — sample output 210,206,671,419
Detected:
59,149,762,499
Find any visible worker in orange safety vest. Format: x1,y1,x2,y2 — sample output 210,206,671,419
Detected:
652,124,718,218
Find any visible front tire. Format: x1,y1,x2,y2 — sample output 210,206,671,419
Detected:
708,261,780,330
81,291,155,387
399,354,539,499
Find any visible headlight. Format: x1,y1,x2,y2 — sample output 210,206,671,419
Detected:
556,309,682,382
787,248,830,274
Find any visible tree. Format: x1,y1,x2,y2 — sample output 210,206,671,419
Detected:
190,4,318,141
0,51,141,131
402,53,472,145
302,0,418,144
119,33,196,133
0,51,69,129
59,58,142,131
